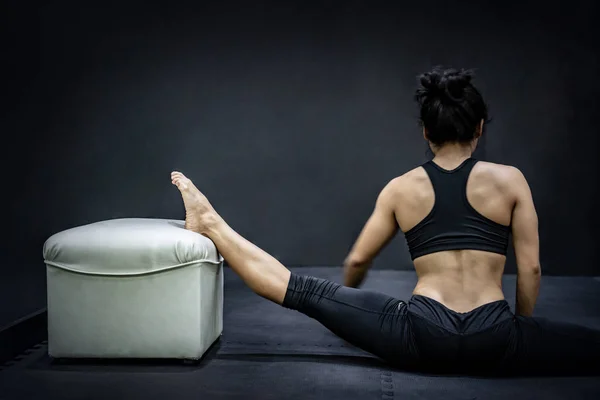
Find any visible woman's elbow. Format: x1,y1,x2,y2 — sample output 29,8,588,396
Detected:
344,254,371,269
519,263,542,276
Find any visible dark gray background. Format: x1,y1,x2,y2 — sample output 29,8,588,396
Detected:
2,0,598,327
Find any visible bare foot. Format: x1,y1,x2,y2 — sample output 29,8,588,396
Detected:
171,171,220,234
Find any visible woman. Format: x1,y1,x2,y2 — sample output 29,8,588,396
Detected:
171,67,599,375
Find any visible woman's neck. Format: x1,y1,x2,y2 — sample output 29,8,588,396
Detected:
431,143,474,168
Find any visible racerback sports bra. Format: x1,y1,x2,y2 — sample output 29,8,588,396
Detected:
404,158,511,260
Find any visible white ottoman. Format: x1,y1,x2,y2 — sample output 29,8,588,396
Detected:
42,218,224,360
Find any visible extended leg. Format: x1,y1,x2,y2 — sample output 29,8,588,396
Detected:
511,316,600,375
203,217,291,304
203,217,411,361
201,209,410,362
282,273,412,363
171,170,290,304
170,171,412,364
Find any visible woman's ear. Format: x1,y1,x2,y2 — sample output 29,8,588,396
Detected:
475,119,484,138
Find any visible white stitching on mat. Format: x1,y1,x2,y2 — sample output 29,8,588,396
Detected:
381,370,394,400
224,341,354,348
0,341,45,372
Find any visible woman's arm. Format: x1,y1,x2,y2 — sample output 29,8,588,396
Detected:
509,167,541,317
344,180,399,287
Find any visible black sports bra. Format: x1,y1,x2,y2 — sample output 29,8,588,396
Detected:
404,158,511,260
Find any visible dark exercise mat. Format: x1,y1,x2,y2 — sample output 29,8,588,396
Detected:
0,268,599,400
389,371,600,400
4,348,599,400
0,358,386,400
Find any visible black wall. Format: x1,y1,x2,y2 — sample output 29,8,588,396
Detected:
2,0,598,327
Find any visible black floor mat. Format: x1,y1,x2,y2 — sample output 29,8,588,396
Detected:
1,267,599,400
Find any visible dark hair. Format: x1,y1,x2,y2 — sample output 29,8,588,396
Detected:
415,66,489,147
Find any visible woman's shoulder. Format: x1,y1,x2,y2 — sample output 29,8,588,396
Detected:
472,161,529,192
473,160,524,178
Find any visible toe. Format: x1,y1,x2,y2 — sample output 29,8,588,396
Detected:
170,172,193,191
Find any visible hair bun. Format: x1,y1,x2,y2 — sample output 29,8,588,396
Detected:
419,67,473,102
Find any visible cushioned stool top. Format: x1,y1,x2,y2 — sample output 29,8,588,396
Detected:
43,218,222,275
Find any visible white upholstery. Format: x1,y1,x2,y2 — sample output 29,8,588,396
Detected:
43,218,224,360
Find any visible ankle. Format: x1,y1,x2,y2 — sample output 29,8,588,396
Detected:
201,212,225,236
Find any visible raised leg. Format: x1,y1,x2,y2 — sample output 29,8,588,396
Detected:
171,171,290,304
203,217,291,304
282,273,411,363
170,171,412,364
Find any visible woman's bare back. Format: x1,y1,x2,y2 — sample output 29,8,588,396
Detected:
393,159,518,312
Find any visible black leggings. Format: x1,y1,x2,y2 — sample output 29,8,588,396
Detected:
282,274,600,376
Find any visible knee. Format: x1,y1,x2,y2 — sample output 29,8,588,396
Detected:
282,274,340,311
